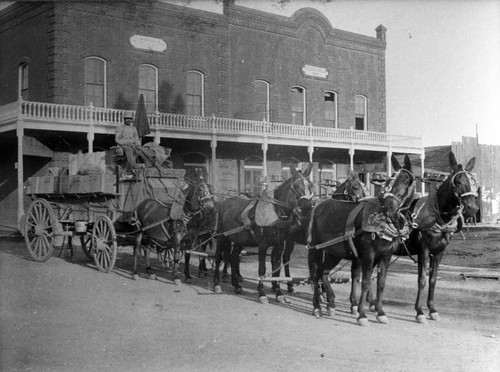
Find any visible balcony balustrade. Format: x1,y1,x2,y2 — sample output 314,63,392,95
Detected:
0,100,423,153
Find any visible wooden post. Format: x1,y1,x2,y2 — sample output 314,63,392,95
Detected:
87,102,95,153
16,101,24,232
420,150,426,195
386,149,392,177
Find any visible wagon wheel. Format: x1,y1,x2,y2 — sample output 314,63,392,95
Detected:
24,199,57,262
91,216,117,273
80,233,93,260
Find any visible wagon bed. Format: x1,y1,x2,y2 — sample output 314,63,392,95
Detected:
23,150,186,273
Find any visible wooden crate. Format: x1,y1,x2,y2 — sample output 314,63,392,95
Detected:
69,151,107,175
26,177,39,194
89,173,116,194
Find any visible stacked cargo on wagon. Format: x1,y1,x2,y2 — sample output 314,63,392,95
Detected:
23,148,185,273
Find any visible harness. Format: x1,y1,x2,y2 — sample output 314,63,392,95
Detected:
380,168,415,211
412,170,477,236
306,199,410,258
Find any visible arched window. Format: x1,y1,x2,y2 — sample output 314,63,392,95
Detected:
18,62,29,100
85,57,106,107
355,95,367,130
138,64,158,113
324,91,337,128
253,80,270,122
186,71,204,116
244,157,263,197
291,86,306,125
183,152,209,180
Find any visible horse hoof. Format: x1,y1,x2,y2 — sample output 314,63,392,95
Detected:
326,306,335,317
214,285,222,294
258,296,269,304
357,317,370,326
132,274,139,280
313,309,322,318
416,315,427,324
287,285,295,294
430,312,439,321
377,315,388,324
369,305,376,313
276,295,287,304
148,274,156,280
174,278,182,286
185,277,192,284
351,306,358,316
234,287,243,295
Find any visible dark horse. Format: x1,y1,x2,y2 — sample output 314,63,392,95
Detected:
307,154,415,325
366,152,478,323
131,177,215,284
281,169,368,293
331,170,369,202
213,163,314,303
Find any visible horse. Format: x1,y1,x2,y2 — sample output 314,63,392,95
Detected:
182,203,218,281
213,163,314,303
307,154,415,325
131,177,215,284
365,152,479,323
281,169,368,293
331,170,369,202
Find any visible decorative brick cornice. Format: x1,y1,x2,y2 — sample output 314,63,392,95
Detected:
225,5,385,56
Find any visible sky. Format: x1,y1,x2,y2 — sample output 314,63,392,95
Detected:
170,0,500,147
2,0,499,147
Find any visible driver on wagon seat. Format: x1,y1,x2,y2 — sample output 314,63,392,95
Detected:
115,116,144,169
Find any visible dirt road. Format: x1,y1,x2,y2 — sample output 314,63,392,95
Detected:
1,228,499,371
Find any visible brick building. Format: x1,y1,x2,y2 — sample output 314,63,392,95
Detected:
0,1,423,230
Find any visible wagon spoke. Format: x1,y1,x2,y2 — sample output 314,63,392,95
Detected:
32,237,40,256
91,216,117,273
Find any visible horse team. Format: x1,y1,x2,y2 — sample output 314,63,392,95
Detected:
130,151,479,326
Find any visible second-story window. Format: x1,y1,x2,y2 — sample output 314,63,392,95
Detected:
324,91,337,128
253,80,269,122
291,86,305,125
85,57,106,107
19,63,29,100
355,95,367,130
138,64,157,113
186,71,204,116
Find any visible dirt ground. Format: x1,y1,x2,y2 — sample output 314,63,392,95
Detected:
0,226,499,372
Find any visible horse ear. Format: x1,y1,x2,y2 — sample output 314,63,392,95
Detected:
290,163,299,178
391,154,401,171
303,162,313,177
404,154,412,172
449,152,459,172
464,157,476,172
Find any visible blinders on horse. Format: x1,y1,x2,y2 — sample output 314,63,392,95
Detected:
290,175,313,201
380,168,415,211
451,170,478,201
194,181,214,211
